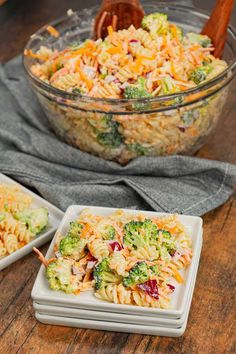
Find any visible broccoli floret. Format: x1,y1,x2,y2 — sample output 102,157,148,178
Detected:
46,258,78,293
149,264,160,276
101,225,116,240
88,114,112,131
123,219,158,250
124,78,152,110
97,128,123,148
142,12,168,36
97,116,123,148
14,207,48,235
189,65,213,84
124,85,151,100
72,87,83,95
181,109,200,126
127,143,150,156
59,235,87,260
94,258,122,290
158,230,176,256
187,32,212,48
124,78,151,100
67,221,84,238
159,76,179,95
123,261,149,287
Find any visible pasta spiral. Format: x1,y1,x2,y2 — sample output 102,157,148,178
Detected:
0,212,33,243
129,245,158,261
88,238,109,261
95,284,133,305
2,233,18,254
109,252,128,277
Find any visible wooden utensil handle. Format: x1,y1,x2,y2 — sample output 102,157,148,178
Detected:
100,0,142,8
202,0,234,58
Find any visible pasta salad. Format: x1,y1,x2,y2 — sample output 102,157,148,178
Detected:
28,12,227,99
25,11,229,163
0,184,49,257
35,209,192,308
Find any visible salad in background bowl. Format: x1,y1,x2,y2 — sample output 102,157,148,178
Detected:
23,3,236,164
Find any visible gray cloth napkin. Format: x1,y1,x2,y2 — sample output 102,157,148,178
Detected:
0,56,235,216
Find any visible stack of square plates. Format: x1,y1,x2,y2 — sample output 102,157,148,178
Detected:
32,206,203,337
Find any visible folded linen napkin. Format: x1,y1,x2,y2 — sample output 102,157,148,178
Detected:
0,56,235,216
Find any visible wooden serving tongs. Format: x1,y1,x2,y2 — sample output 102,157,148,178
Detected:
93,0,144,39
93,0,234,58
201,0,234,58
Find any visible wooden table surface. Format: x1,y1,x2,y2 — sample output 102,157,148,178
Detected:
0,1,235,353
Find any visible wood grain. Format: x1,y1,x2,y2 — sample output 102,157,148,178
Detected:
0,1,235,353
201,0,235,58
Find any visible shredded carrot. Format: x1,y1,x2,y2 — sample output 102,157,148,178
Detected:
188,127,199,137
170,61,184,81
106,45,123,55
46,25,60,38
52,58,60,73
169,24,179,42
75,58,81,72
73,48,93,56
134,56,143,72
173,269,184,283
107,25,113,36
24,49,47,61
80,223,93,238
86,40,97,51
162,34,167,49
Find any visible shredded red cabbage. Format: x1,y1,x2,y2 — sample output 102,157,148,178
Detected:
109,241,122,252
137,279,159,299
178,126,186,133
167,283,175,291
87,253,97,262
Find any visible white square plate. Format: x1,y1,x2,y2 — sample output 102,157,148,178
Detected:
33,230,201,329
33,233,201,329
0,173,64,271
34,310,187,337
32,205,203,318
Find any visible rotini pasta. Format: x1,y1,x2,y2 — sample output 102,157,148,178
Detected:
88,238,110,261
2,233,19,254
0,212,33,243
95,284,133,305
40,209,192,309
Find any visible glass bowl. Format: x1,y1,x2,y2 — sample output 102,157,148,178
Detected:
23,1,236,164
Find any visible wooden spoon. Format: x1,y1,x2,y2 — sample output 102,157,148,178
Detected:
93,0,144,40
201,0,234,58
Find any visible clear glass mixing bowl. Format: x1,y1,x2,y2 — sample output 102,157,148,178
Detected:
23,1,236,164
